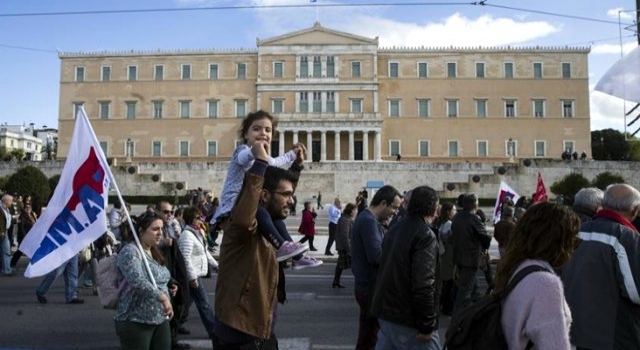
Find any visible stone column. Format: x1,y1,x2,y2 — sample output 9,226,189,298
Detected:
362,131,369,161
348,130,355,161
320,130,327,161
334,131,341,161
279,130,285,156
293,131,299,145
374,130,381,161
306,131,313,162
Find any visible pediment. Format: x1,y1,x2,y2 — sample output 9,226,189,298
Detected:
258,22,378,46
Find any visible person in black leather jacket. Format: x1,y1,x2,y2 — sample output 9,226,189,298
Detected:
371,185,441,349
451,193,492,313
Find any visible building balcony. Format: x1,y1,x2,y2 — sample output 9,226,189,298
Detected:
276,112,381,121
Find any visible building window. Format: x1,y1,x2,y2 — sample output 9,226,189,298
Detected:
99,101,110,119
505,100,516,118
101,66,111,82
448,140,459,157
419,140,430,157
389,100,401,117
562,62,571,78
180,100,191,118
351,61,361,77
274,62,284,78
128,66,137,81
72,102,84,118
207,140,218,156
564,140,575,153
351,99,363,113
312,92,322,112
99,141,108,156
562,100,574,118
506,139,518,157
300,56,309,77
535,140,546,157
533,100,545,117
152,100,163,119
208,100,219,118
181,64,191,80
209,63,219,79
418,62,428,78
326,92,335,113
475,62,485,78
152,141,162,157
389,62,399,78
179,141,189,157
504,62,514,78
75,67,85,82
418,99,430,118
533,62,543,78
477,140,488,157
313,56,321,77
476,99,487,118
389,140,401,157
299,92,309,112
272,99,284,113
446,99,458,117
237,63,246,79
154,65,164,81
326,56,335,77
447,62,457,78
235,139,244,149
125,101,136,119
235,99,247,117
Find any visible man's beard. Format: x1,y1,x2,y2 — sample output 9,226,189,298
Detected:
265,200,287,221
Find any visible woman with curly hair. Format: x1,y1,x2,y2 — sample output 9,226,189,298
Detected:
493,202,580,350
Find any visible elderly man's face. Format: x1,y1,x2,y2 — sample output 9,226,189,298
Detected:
2,195,14,208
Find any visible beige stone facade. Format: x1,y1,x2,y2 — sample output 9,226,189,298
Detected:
58,23,591,164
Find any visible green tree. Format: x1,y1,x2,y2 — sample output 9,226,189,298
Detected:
550,172,590,205
6,166,51,209
591,172,625,190
48,174,61,193
591,129,629,160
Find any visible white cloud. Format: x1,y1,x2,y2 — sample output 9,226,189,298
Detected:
607,7,635,21
592,41,638,55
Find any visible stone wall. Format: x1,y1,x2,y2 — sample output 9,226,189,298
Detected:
1,160,638,204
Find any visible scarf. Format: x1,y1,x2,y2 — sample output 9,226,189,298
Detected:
595,208,639,233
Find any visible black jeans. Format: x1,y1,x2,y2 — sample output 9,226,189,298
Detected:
325,222,337,254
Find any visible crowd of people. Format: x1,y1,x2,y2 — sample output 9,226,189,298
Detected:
4,109,640,350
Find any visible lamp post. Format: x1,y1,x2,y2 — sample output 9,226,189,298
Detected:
126,138,133,163
508,137,515,163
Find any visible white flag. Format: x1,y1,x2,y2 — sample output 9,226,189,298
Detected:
492,181,520,224
20,107,112,277
595,46,640,103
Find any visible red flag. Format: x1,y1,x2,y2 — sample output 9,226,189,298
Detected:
533,172,548,203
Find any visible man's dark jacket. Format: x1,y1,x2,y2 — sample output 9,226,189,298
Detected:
451,211,491,268
370,215,440,335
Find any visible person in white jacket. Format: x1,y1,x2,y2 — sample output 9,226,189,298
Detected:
178,206,218,339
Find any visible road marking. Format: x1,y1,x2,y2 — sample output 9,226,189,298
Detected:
313,345,354,350
183,338,313,350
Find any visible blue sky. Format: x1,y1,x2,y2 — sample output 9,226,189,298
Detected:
0,0,637,132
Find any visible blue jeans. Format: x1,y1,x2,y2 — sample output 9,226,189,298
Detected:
36,255,79,302
190,277,215,338
376,319,441,350
1,233,12,274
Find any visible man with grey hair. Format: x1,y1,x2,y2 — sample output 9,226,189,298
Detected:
0,194,15,276
572,187,604,223
563,184,640,350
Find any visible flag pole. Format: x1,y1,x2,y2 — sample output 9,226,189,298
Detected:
79,107,157,288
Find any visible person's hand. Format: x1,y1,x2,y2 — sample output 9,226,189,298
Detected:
168,284,178,297
159,295,174,319
294,143,307,165
416,332,434,342
251,140,269,162
189,279,199,288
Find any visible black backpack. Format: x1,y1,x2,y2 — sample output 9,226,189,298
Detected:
444,265,549,350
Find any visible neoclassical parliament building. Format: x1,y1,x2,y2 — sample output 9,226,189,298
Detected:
57,23,591,164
